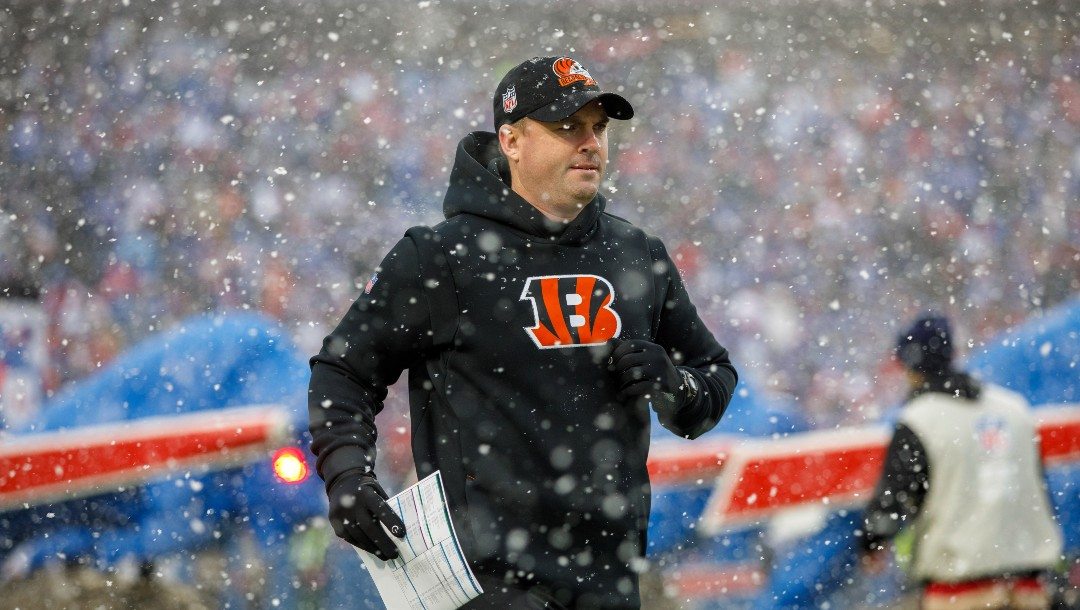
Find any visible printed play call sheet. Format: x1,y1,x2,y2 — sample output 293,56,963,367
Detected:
354,471,483,609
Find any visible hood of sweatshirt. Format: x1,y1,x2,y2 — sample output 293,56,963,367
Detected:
441,131,606,246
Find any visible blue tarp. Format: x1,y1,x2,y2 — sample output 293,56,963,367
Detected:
968,295,1080,405
1,313,327,606
19,311,313,432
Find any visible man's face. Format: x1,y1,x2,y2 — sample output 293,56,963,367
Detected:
502,100,610,220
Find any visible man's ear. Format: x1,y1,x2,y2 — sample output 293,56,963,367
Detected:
498,123,519,162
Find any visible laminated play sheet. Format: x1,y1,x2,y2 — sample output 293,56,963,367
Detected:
354,470,483,609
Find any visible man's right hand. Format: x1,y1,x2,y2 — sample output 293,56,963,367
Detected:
327,471,407,560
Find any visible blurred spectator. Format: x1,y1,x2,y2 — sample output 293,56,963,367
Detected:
861,314,1063,610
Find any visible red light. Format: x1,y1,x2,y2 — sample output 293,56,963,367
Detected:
272,447,309,484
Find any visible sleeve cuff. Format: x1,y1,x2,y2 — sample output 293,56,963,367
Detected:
318,446,375,491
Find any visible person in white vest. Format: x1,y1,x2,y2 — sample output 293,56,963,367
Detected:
860,314,1063,610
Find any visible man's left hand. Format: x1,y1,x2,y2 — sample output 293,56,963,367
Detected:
607,338,686,417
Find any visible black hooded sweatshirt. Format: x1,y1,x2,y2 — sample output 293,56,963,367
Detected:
309,131,738,607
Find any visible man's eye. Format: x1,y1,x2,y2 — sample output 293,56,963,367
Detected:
560,124,575,131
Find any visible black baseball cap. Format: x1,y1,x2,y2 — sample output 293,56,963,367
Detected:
895,314,954,375
493,56,634,130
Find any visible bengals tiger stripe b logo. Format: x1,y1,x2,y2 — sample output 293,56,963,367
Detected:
552,57,597,88
520,274,622,349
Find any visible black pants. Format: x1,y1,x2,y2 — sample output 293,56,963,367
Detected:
461,576,566,609
461,575,639,610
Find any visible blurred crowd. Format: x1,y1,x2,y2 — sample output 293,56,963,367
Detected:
2,1,1077,431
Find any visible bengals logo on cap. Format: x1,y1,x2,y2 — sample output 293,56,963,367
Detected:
521,274,621,348
552,57,597,88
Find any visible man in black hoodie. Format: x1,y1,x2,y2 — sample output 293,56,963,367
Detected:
308,56,738,609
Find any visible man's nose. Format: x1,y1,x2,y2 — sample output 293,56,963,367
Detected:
579,130,601,153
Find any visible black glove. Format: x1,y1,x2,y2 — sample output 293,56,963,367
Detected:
327,471,407,560
607,338,688,417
